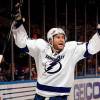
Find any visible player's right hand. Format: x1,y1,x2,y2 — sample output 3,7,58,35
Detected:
12,2,22,21
11,2,25,28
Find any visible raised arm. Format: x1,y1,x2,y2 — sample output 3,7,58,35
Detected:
11,1,28,49
87,24,100,55
11,22,28,49
73,24,100,61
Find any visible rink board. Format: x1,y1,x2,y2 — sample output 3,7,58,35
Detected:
0,80,36,100
0,78,100,100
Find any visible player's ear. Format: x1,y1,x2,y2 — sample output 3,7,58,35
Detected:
49,39,52,45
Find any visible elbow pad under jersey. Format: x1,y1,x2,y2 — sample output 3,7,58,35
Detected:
12,24,28,48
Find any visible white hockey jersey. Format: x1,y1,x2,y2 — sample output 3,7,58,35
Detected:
12,25,100,97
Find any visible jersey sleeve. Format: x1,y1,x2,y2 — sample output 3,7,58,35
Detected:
74,42,87,61
12,24,28,48
87,33,100,55
75,32,100,61
12,24,47,57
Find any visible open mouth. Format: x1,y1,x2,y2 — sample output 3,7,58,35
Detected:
58,43,64,47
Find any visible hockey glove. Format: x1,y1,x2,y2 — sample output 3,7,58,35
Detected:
12,2,24,28
97,24,100,35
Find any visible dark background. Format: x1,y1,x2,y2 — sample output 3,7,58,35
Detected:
1,0,100,62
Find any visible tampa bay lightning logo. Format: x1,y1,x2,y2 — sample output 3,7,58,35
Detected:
44,55,63,74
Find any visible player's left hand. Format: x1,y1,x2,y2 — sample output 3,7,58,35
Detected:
97,24,100,35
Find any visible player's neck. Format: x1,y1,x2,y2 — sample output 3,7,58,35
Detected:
52,48,61,54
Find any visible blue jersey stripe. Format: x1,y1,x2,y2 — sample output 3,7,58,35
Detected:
20,45,29,52
37,82,71,93
84,43,92,58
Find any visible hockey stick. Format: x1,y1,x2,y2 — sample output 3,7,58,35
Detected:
0,0,24,63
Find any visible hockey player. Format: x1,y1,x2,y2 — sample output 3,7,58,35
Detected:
11,20,100,100
11,3,100,100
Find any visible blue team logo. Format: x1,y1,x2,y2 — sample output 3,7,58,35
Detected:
44,55,64,74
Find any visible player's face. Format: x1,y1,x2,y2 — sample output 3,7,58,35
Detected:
51,34,65,52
